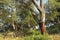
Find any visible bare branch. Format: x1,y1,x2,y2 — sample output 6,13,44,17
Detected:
32,0,43,12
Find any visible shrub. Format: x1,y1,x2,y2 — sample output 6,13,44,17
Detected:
24,30,49,40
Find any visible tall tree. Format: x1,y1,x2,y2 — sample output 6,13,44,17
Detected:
32,0,46,34
0,0,47,34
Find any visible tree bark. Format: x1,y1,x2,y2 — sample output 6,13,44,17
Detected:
39,0,46,34
32,0,46,34
39,11,46,34
12,21,18,31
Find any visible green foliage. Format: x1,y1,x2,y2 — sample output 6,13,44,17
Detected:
0,0,17,24
0,0,37,25
47,23,60,34
45,0,60,24
24,30,49,40
48,0,60,7
0,30,49,40
19,9,37,26
48,0,60,14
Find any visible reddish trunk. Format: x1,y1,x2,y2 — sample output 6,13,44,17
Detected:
32,0,47,34
39,0,46,34
39,22,46,34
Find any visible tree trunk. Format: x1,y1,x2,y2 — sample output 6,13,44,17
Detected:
39,0,46,34
12,21,18,31
32,0,46,34
39,11,46,34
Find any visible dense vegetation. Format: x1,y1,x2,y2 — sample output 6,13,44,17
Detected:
0,0,60,40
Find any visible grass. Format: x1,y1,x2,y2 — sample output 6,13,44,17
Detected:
0,30,49,40
0,30,60,40
0,32,24,40
0,33,60,40
0,35,60,40
0,37,24,40
49,34,60,40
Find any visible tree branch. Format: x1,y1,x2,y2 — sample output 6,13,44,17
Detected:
32,0,43,13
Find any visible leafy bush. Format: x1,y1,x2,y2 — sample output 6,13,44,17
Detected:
47,23,60,34
0,30,49,40
24,30,49,40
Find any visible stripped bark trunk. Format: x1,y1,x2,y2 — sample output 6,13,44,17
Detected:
39,0,46,34
32,0,46,34
39,11,46,34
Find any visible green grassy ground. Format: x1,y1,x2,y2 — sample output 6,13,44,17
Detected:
0,30,60,40
0,34,60,40
0,31,49,40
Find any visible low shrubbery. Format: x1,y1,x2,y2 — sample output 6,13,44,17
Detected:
0,30,49,40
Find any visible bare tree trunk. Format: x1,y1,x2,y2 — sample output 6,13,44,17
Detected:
12,21,18,31
40,0,46,34
39,11,46,34
32,0,46,34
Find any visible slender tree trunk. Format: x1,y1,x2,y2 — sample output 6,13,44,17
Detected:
39,11,46,34
39,0,46,34
32,0,46,34
12,21,18,31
